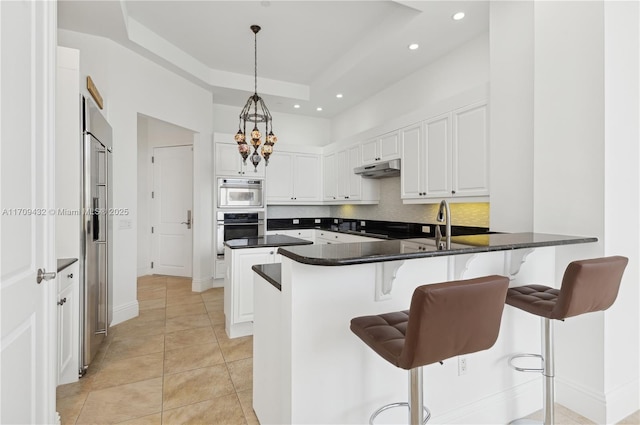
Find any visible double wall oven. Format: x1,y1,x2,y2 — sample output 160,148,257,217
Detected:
216,177,265,259
216,211,265,258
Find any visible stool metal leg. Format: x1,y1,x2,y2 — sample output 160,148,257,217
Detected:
542,318,555,425
409,367,424,425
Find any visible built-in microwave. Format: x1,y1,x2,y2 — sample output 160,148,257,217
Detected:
217,178,264,208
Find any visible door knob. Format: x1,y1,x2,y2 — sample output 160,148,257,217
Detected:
181,210,192,229
37,268,56,284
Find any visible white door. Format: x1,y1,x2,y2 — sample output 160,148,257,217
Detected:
1,1,57,423
151,146,193,277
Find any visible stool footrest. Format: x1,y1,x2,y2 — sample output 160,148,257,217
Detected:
508,353,544,373
369,402,431,425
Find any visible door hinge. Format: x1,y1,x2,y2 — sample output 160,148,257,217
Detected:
151,156,154,163
151,191,154,199
151,261,154,269
151,226,154,234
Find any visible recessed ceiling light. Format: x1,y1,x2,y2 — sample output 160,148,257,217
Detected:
408,43,419,51
316,107,323,112
452,12,465,21
293,104,300,109
336,93,343,99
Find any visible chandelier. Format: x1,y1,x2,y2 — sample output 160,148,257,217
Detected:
235,25,277,171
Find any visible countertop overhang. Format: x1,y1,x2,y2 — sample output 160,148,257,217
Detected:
277,232,598,266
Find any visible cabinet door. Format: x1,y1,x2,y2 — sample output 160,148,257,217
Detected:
346,145,362,200
292,154,321,202
265,151,294,202
215,143,242,176
57,282,74,384
234,249,276,323
400,123,424,199
425,114,452,198
453,102,489,197
379,131,400,161
323,153,337,201
335,150,349,199
361,138,379,164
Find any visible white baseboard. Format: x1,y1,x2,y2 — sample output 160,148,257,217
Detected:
431,380,540,424
192,276,213,292
110,300,139,326
605,378,640,424
212,277,224,288
556,376,607,423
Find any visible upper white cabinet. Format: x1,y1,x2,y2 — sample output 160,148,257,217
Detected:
215,142,266,177
361,131,401,165
57,261,79,386
401,101,489,202
266,151,322,204
452,102,489,197
323,145,379,204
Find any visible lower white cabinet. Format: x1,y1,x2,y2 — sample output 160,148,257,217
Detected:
224,246,280,338
266,229,315,242
57,261,79,385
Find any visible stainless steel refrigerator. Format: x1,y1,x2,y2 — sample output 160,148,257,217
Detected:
80,95,113,375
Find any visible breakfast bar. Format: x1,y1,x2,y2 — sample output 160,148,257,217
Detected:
252,233,596,424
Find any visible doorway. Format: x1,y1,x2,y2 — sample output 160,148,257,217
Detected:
137,115,194,278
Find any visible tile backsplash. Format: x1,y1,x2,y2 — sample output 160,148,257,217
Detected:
266,178,490,228
330,178,490,227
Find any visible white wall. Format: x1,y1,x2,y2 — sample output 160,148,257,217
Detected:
490,2,639,422
212,103,331,147
489,1,534,233
330,33,489,143
137,115,195,277
59,29,214,324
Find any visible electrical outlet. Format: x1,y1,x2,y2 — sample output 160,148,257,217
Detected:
422,225,430,233
361,221,366,226
314,219,321,224
334,219,339,224
458,356,467,376
293,219,300,224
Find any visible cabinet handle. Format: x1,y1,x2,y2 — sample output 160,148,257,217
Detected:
67,273,73,278
238,171,242,174
57,297,67,306
452,190,456,195
335,235,338,239
269,251,274,255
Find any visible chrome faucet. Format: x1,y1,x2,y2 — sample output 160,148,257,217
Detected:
435,199,451,250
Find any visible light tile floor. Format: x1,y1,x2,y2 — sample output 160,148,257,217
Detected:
56,275,257,425
56,275,640,424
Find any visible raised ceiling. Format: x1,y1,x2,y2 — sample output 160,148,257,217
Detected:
58,1,489,118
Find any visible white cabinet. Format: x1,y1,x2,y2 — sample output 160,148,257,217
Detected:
215,142,266,177
315,230,379,244
267,229,315,242
266,151,321,204
401,101,489,202
361,131,401,165
324,145,379,204
224,246,280,338
57,261,79,386
452,102,490,197
323,153,337,201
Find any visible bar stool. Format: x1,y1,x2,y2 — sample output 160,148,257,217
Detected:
506,256,628,425
350,275,509,425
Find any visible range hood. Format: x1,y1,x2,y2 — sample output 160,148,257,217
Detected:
354,159,401,178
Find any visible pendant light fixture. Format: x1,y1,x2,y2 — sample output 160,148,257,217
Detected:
235,25,277,171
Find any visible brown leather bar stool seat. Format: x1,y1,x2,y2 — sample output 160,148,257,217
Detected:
506,256,628,425
351,275,510,425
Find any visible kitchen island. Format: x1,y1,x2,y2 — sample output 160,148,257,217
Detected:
224,235,312,338
252,233,596,424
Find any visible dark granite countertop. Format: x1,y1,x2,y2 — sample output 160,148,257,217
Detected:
252,263,282,291
57,257,78,272
225,235,313,249
277,233,597,266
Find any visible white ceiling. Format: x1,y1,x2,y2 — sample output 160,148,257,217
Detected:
58,1,489,118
